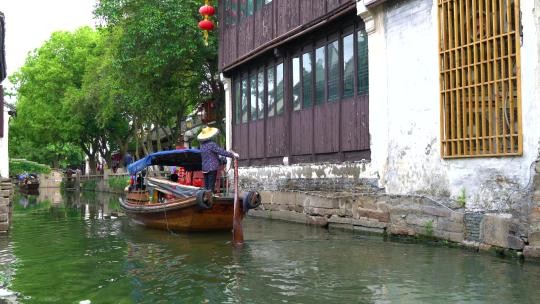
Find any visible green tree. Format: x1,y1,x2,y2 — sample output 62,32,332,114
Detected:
95,0,222,157
9,27,106,170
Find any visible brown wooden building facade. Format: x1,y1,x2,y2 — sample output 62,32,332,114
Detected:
219,0,370,166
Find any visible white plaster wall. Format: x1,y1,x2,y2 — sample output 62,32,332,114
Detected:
378,0,540,210
362,4,390,186
0,108,8,178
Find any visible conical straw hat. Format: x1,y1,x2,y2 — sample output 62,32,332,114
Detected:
197,127,220,141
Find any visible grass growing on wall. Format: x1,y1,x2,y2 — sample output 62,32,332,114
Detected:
9,159,51,176
107,176,129,193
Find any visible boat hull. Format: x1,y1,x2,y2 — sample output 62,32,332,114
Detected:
19,183,39,192
121,195,241,232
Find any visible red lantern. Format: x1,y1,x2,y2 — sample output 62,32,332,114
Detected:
199,5,215,17
198,20,214,31
199,0,214,46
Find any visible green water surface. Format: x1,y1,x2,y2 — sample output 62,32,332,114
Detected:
1,191,540,303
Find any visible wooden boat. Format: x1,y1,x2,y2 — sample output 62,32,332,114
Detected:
18,173,40,192
120,149,261,233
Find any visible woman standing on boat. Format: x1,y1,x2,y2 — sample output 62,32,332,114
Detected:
197,127,239,192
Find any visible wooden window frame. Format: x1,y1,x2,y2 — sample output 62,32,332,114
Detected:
275,60,285,116
240,76,249,124
342,26,355,99
356,25,369,97
315,39,327,105
438,0,522,158
266,63,276,118
249,71,258,121
292,54,302,111
302,45,314,109
326,35,340,103
233,80,241,125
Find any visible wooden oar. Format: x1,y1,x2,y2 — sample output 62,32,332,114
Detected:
232,158,244,246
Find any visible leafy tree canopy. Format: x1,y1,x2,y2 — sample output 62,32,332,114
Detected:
9,1,222,171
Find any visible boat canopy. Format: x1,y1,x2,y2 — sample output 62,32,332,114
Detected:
127,149,202,175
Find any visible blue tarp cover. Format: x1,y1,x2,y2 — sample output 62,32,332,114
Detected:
128,149,202,175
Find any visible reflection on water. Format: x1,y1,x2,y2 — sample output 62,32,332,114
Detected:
0,190,540,303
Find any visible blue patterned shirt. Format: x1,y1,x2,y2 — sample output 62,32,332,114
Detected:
200,141,233,172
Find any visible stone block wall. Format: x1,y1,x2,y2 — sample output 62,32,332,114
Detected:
249,187,466,243
524,162,540,258
0,178,13,234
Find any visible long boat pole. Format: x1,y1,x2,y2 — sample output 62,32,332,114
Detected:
232,158,244,246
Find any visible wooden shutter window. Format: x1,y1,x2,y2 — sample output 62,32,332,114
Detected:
234,81,241,125
357,28,369,96
292,56,301,111
327,40,340,102
250,74,258,121
276,63,284,115
257,70,265,119
267,66,275,117
438,0,522,158
241,78,248,123
315,46,326,105
302,52,313,108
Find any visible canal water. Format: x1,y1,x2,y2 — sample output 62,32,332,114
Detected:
1,190,540,303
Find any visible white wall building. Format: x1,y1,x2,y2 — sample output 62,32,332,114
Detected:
219,0,540,254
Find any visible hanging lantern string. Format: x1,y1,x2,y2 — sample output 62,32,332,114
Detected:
199,0,214,46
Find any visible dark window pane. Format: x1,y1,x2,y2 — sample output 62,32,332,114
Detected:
302,52,313,108
256,0,264,10
343,34,354,98
358,29,369,95
240,0,247,19
241,79,248,123
276,63,284,115
250,74,257,121
230,0,238,25
292,57,301,111
247,0,254,16
257,70,265,119
235,81,241,124
327,40,340,102
315,47,325,105
267,67,275,117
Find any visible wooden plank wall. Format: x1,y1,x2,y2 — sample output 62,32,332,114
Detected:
219,0,355,70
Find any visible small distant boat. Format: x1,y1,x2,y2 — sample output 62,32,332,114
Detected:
18,173,40,192
120,149,261,233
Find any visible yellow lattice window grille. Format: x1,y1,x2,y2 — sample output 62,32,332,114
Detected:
438,0,522,158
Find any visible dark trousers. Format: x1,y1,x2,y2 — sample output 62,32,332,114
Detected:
203,171,217,192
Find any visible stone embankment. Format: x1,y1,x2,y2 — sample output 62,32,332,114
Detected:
243,173,540,260
524,162,540,258
0,178,13,234
249,189,465,243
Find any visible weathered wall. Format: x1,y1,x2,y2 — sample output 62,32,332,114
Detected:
523,0,540,260
0,108,8,178
380,0,540,211
0,178,12,233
